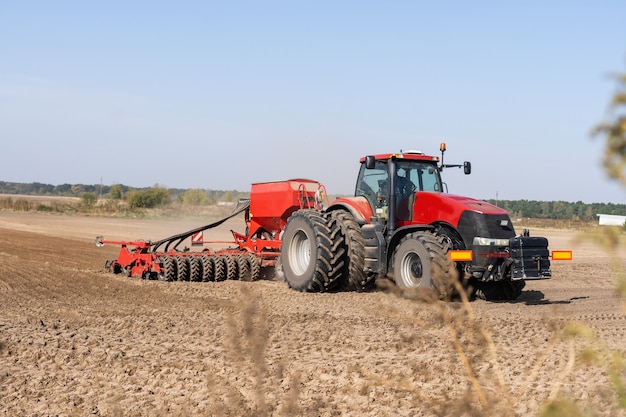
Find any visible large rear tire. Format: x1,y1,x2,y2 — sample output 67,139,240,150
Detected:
331,211,373,292
391,231,456,299
281,210,345,292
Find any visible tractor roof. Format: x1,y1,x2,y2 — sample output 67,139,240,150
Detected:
359,152,439,163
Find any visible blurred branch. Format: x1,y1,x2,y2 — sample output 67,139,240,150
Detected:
593,72,626,185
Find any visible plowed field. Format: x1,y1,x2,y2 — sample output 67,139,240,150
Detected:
1,211,625,416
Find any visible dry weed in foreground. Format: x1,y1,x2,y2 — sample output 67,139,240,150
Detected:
373,255,612,417
221,286,301,416
373,259,521,416
573,227,626,305
368,283,519,416
540,227,626,416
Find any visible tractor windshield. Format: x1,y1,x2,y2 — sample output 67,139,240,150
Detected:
355,159,442,209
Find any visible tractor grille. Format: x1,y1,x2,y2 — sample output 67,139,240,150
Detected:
457,211,517,271
457,211,516,247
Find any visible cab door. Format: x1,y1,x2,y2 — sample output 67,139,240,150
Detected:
355,160,389,215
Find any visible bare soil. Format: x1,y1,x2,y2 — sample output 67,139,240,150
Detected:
0,210,625,417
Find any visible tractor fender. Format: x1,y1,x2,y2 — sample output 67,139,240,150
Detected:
326,197,373,225
386,224,434,265
431,222,466,250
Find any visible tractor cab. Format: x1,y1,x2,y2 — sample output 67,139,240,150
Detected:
355,151,445,225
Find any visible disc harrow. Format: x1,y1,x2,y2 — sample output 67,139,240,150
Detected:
156,253,261,282
97,179,328,285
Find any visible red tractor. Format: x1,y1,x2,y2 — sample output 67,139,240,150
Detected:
98,144,570,300
279,144,569,300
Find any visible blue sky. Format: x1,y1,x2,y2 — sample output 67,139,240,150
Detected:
1,1,625,203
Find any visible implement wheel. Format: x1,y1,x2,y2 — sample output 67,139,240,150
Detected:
189,257,202,282
160,257,177,282
175,256,189,281
214,256,226,281
246,254,261,281
225,256,237,280
201,256,214,282
281,210,345,292
235,255,250,281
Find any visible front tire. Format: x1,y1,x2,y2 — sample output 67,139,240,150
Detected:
391,231,456,299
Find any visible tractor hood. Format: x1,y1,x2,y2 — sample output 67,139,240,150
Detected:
411,192,515,246
412,192,507,221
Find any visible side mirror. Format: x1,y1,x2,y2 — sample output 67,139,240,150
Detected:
464,161,471,175
365,155,376,169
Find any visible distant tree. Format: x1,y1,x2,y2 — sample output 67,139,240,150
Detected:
127,186,170,208
109,184,123,200
56,184,72,195
593,72,626,185
182,188,210,206
222,190,234,202
80,192,97,209
32,182,54,195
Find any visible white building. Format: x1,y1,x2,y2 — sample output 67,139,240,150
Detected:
597,214,626,226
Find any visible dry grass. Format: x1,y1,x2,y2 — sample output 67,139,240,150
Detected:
208,286,304,417
0,195,235,221
516,218,600,231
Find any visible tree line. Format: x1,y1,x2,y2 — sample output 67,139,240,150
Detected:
485,199,625,221
0,180,625,217
0,181,249,208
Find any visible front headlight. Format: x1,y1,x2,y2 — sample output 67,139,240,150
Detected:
473,237,510,247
